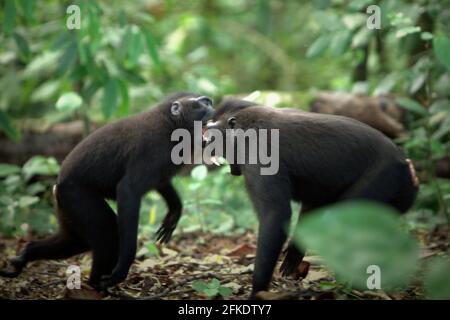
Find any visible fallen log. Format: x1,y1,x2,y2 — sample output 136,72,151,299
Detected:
310,92,405,139
0,121,92,165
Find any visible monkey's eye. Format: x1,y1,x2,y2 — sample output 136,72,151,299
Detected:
171,101,182,116
227,117,237,128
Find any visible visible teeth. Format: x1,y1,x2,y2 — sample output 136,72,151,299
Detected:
202,130,211,142
210,156,221,166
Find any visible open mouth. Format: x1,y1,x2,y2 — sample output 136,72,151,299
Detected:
202,127,210,142
202,122,221,166
202,120,213,143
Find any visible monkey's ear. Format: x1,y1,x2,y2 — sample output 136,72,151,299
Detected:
171,101,182,116
196,96,213,109
227,117,237,128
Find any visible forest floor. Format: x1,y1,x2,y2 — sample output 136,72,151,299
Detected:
0,226,449,300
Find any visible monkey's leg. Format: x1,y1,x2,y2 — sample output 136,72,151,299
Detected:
279,204,317,277
0,232,88,278
99,175,141,289
0,185,89,278
155,183,182,243
57,183,119,288
248,180,292,298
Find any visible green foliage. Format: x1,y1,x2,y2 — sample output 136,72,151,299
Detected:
424,257,450,299
0,156,58,236
396,97,428,116
433,35,450,70
55,92,83,111
0,110,21,141
0,0,449,295
192,278,232,298
294,201,419,291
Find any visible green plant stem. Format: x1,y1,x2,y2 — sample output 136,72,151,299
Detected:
424,123,449,223
422,44,449,222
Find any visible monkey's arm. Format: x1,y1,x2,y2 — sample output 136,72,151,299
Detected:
100,175,141,289
155,183,182,243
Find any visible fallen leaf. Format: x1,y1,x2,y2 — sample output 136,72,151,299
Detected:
226,244,256,257
64,284,105,300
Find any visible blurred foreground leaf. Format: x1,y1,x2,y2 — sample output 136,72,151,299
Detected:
293,201,419,290
424,257,450,299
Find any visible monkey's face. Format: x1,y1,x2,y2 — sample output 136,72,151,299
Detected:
169,95,214,127
203,106,250,176
203,99,253,138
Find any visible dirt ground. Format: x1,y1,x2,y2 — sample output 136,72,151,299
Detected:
0,228,448,300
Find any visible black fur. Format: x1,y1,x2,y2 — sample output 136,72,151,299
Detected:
0,93,214,290
206,99,418,298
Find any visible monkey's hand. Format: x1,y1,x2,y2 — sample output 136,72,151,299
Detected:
155,211,181,244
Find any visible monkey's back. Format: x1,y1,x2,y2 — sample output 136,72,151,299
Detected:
58,109,167,198
239,106,408,202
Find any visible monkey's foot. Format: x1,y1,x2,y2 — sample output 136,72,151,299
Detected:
98,273,126,291
155,224,175,244
0,257,24,278
0,263,20,278
279,251,303,278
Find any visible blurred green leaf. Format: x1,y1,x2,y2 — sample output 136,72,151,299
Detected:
218,286,233,297
0,164,21,177
352,27,372,48
145,242,160,257
433,35,450,70
57,40,78,75
0,110,20,141
143,29,161,69
395,26,421,38
204,288,218,297
330,30,352,56
306,35,330,58
293,201,419,290
117,79,130,117
102,78,119,119
22,156,60,180
126,25,144,68
17,0,35,22
13,32,31,62
3,0,17,35
191,165,208,181
396,97,428,116
18,196,39,208
424,258,450,299
56,92,83,111
421,32,433,41
209,278,220,288
192,281,208,292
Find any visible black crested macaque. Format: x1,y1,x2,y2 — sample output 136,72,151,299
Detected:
0,93,214,290
204,99,419,298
